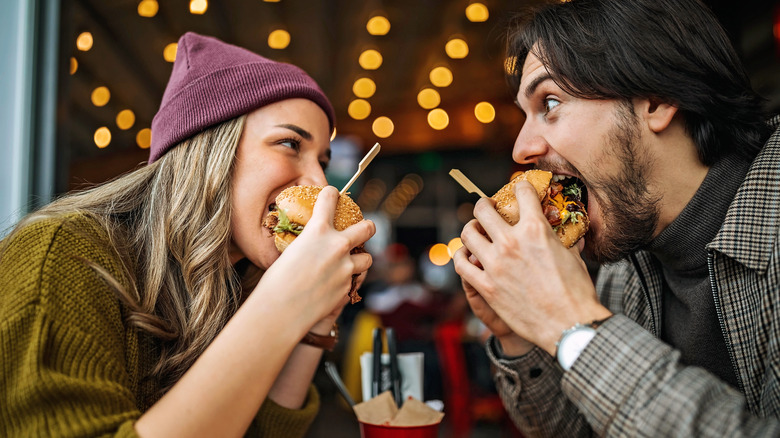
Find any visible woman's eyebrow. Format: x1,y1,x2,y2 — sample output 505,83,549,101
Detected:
275,124,312,141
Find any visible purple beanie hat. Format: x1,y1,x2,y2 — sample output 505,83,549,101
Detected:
149,32,336,163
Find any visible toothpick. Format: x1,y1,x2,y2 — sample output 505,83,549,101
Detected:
340,143,381,194
449,169,488,198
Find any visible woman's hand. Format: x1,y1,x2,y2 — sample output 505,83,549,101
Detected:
251,186,375,337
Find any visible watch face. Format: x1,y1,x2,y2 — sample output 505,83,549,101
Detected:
557,327,597,371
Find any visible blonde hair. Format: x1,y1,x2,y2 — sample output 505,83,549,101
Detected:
5,115,252,390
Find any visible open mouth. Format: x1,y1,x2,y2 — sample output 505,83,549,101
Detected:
551,174,588,211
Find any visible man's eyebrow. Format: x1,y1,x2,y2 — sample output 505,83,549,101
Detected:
275,124,312,141
524,73,552,100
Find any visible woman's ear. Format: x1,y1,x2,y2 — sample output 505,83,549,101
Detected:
637,98,679,133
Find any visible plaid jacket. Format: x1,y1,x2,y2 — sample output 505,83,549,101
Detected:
487,116,780,437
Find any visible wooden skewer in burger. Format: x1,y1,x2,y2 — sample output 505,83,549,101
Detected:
491,169,589,248
262,186,367,304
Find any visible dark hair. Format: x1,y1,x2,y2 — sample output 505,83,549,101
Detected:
506,0,772,165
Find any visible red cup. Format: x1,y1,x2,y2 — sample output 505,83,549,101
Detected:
359,422,439,438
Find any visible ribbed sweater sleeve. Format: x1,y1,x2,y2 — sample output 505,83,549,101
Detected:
1,213,321,437
0,214,141,437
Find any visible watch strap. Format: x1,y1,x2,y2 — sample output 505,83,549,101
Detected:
300,324,339,351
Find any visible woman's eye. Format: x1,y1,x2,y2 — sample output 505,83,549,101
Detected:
543,98,560,114
279,138,301,151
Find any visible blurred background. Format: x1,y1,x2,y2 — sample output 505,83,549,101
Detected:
2,0,778,436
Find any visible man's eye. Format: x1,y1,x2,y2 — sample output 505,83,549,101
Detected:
543,98,560,114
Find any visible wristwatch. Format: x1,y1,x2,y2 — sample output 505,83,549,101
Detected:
555,318,610,371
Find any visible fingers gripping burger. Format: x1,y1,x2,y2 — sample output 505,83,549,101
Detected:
262,185,365,303
492,170,589,248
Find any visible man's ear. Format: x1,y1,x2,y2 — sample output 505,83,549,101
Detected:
637,98,679,133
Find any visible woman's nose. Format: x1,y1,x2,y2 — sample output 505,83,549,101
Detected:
297,162,328,187
512,121,549,165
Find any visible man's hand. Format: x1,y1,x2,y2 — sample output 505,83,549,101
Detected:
455,181,611,356
453,248,535,356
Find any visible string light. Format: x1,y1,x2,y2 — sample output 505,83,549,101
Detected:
138,0,158,17
190,0,207,14
348,99,371,120
366,16,391,35
372,116,394,138
76,32,93,51
427,108,449,130
465,3,489,22
429,66,453,87
359,49,383,70
417,88,440,109
94,127,111,148
136,128,152,149
474,102,495,123
445,38,469,59
352,77,376,98
163,43,178,62
116,110,136,130
268,29,291,49
91,87,110,107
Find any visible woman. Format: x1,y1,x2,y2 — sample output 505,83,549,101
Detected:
0,32,375,437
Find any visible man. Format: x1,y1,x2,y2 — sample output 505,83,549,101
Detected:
453,0,780,435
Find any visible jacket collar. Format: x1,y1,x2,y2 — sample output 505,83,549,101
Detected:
708,116,780,274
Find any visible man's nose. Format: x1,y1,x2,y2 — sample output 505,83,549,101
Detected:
512,122,549,165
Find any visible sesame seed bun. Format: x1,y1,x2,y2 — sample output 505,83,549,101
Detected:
491,170,589,248
262,185,366,303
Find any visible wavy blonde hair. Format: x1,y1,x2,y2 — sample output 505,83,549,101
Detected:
6,115,255,390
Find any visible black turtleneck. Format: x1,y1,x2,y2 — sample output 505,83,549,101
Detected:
647,153,751,389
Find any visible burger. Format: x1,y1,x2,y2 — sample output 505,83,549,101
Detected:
262,185,365,303
492,170,589,248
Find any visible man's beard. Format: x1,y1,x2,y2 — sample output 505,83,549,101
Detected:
582,102,661,264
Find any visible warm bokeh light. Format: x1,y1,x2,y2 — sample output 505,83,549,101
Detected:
366,16,391,35
427,108,449,130
163,43,178,62
136,128,152,149
116,110,136,130
94,127,111,148
372,116,394,138
348,99,371,120
91,86,110,107
447,237,464,257
268,29,291,49
69,57,78,75
76,32,93,51
358,49,383,70
429,243,451,266
138,0,158,17
465,3,489,22
190,0,207,14
429,66,453,87
352,77,376,98
416,88,440,109
474,102,495,123
445,38,469,59
263,0,280,2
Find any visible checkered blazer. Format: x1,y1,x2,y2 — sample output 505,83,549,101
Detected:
487,116,780,437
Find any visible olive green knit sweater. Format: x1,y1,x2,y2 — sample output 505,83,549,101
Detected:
0,213,319,437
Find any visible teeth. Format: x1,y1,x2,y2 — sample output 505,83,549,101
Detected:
552,175,565,182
